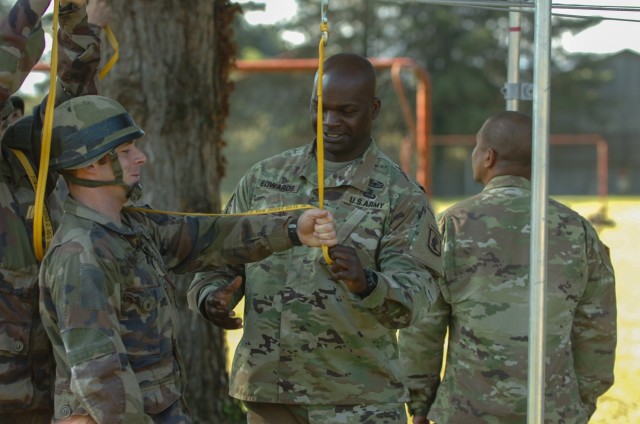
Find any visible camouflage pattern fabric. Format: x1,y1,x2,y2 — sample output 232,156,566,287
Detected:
55,1,102,104
399,175,617,423
245,401,408,424
0,0,49,105
0,0,99,418
39,198,296,423
0,150,61,418
0,0,101,120
188,140,443,406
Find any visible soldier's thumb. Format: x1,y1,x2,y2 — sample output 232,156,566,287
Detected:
225,276,243,293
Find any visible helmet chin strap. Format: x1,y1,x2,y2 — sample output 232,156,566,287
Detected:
61,150,143,201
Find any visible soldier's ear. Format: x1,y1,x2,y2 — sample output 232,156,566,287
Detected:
371,97,381,120
485,147,497,168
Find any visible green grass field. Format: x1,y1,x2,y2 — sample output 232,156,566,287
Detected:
224,197,640,422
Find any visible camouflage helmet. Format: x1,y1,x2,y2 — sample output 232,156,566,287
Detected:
49,95,144,171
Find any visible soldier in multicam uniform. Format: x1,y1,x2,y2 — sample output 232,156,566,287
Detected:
38,95,337,423
188,53,443,423
0,1,106,422
399,111,617,424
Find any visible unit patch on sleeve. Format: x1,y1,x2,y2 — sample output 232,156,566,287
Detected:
428,225,442,257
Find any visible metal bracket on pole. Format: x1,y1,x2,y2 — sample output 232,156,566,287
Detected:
502,82,534,101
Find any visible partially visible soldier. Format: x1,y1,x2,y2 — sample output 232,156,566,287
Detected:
188,53,442,424
38,95,337,423
399,111,617,424
0,0,106,422
0,95,23,138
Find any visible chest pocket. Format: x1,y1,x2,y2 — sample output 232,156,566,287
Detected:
120,286,165,357
119,246,172,358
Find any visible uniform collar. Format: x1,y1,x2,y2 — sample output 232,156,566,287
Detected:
63,196,140,236
484,175,531,192
298,139,379,192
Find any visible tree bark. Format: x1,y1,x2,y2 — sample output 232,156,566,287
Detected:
102,1,241,422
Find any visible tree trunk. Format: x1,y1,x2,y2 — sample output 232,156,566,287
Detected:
102,1,242,422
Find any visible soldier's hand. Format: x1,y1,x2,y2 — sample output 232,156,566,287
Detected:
328,245,368,294
204,276,243,330
297,209,337,247
87,0,112,27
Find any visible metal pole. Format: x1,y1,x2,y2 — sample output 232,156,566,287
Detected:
528,0,551,422
506,7,522,111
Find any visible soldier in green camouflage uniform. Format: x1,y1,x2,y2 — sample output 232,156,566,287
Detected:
38,95,337,423
188,53,443,424
0,1,103,422
399,111,617,424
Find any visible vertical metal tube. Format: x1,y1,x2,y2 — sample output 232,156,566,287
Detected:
507,8,522,111
528,0,552,422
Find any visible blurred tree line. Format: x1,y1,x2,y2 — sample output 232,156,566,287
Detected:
223,0,609,196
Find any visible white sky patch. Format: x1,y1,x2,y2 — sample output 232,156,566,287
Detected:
554,0,640,54
236,0,298,26
281,30,306,46
16,72,47,96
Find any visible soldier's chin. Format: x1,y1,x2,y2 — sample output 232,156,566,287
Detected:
127,183,143,202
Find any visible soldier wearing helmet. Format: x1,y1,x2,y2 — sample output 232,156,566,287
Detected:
38,95,338,423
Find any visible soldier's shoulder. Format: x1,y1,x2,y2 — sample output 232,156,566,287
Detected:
374,153,426,196
259,145,307,165
439,193,484,220
247,145,307,174
548,197,593,230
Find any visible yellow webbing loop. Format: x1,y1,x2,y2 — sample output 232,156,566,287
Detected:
125,204,314,217
98,25,118,79
317,13,332,265
33,0,60,261
11,149,55,254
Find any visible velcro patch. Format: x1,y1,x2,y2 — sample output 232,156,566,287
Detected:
428,225,442,257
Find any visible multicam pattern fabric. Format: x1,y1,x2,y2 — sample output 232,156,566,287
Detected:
399,175,617,423
245,401,408,424
0,0,100,417
189,140,443,406
39,198,295,423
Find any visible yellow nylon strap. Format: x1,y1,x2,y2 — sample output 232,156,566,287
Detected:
33,0,60,261
10,149,55,254
125,204,314,217
317,19,332,265
98,25,118,79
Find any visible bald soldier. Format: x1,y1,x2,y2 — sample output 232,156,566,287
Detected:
399,111,617,424
189,53,443,423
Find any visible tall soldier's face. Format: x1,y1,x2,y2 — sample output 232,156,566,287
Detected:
310,71,380,163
